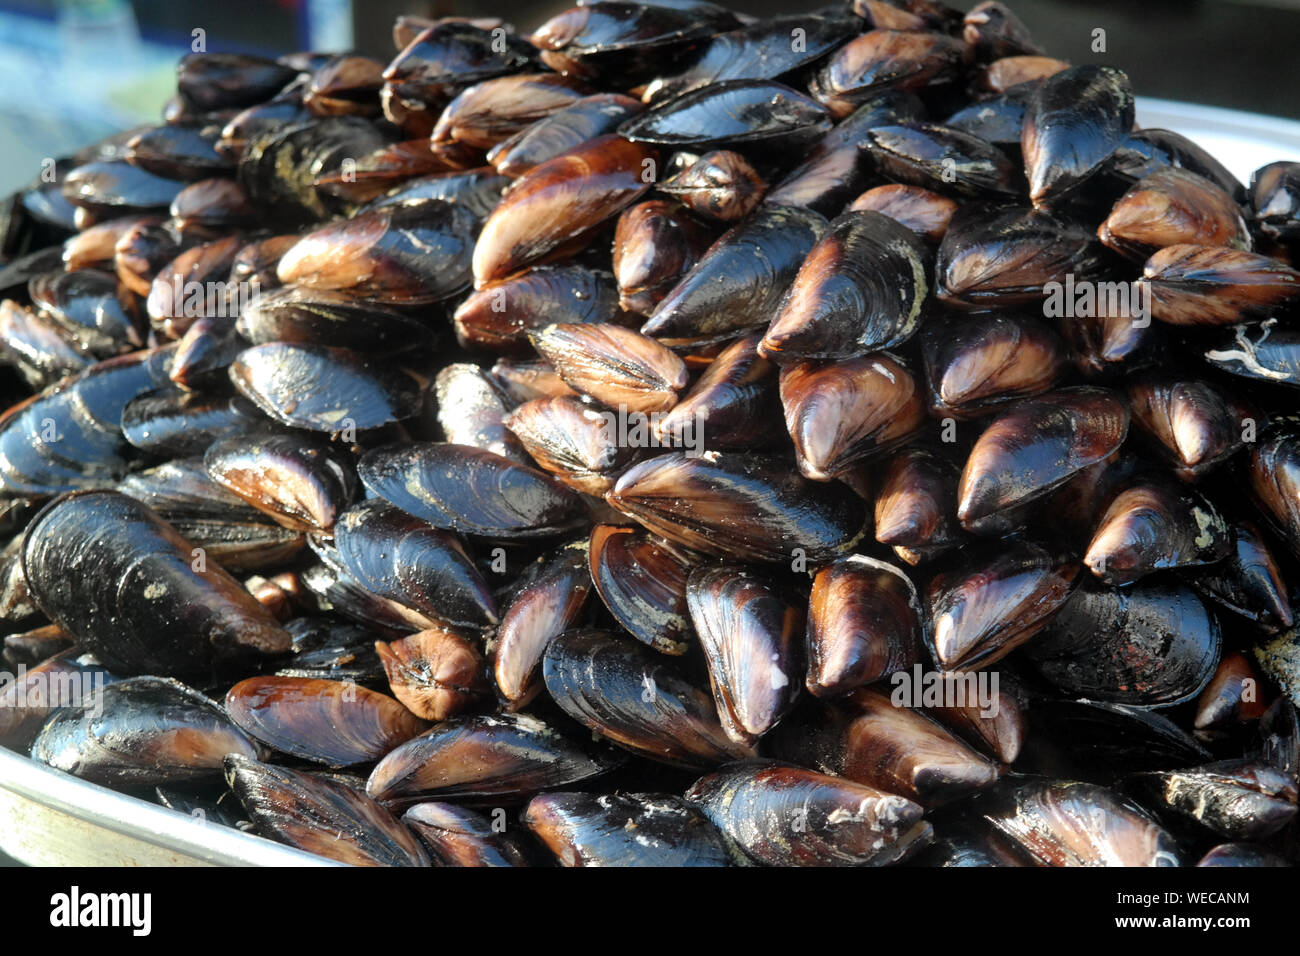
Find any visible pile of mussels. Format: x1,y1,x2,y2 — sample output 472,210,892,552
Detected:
2,0,1300,868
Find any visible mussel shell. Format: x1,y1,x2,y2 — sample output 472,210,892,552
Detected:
1023,65,1134,206
1127,374,1259,477
1030,699,1211,773
921,313,1066,418
225,676,426,768
653,332,775,450
366,711,622,803
225,754,430,866
1252,161,1300,243
620,79,830,152
472,134,655,286
642,204,826,346
488,94,644,177
1204,321,1300,389
811,29,965,110
27,268,144,356
659,149,766,222
1139,245,1300,326
22,490,290,678
806,554,921,698
686,760,931,867
779,355,925,480
374,628,488,722
230,343,424,433
1197,843,1291,867
364,168,508,220
176,53,298,112
62,161,187,217
1245,428,1300,560
201,433,356,533
761,211,929,362
524,791,734,866
864,123,1024,200
529,322,688,414
32,676,255,787
936,205,1110,309
122,388,268,457
982,779,1182,866
453,266,624,352
925,540,1080,672
238,286,437,354
358,442,586,539
402,801,531,867
1130,759,1298,841
1026,578,1222,708
432,73,594,150
504,396,632,495
1194,652,1269,731
770,688,1001,806
874,445,965,564
434,363,527,464
1099,167,1251,260
542,627,754,768
332,498,497,627
611,199,713,315
1083,479,1231,584
957,386,1128,535
276,199,477,305
848,184,958,244
686,564,802,744
494,540,592,707
606,451,868,564
589,524,694,655
1190,523,1293,634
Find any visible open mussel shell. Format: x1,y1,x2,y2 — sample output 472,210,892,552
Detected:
1127,375,1259,478
224,754,430,866
770,688,1001,806
1022,64,1134,207
957,386,1128,536
333,499,497,628
1139,245,1300,326
589,524,694,656
230,343,424,433
607,451,868,564
402,802,531,867
925,539,1079,672
358,442,585,540
204,433,357,533
472,134,654,287
1099,167,1251,260
494,540,591,708
452,266,624,352
761,211,929,362
542,627,754,768
685,564,802,745
642,204,826,346
779,355,925,481
1026,578,1222,708
22,491,290,678
921,313,1066,419
238,286,437,354
225,675,426,768
806,554,921,698
1129,759,1298,841
524,791,735,867
981,779,1183,866
936,206,1109,309
1083,478,1230,585
686,760,931,867
366,711,623,804
374,628,488,722
31,676,255,788
276,199,476,305
529,322,688,415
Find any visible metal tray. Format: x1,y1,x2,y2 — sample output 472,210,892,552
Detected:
3,97,1300,868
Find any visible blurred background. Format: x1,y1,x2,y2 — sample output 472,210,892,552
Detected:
0,0,1298,195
